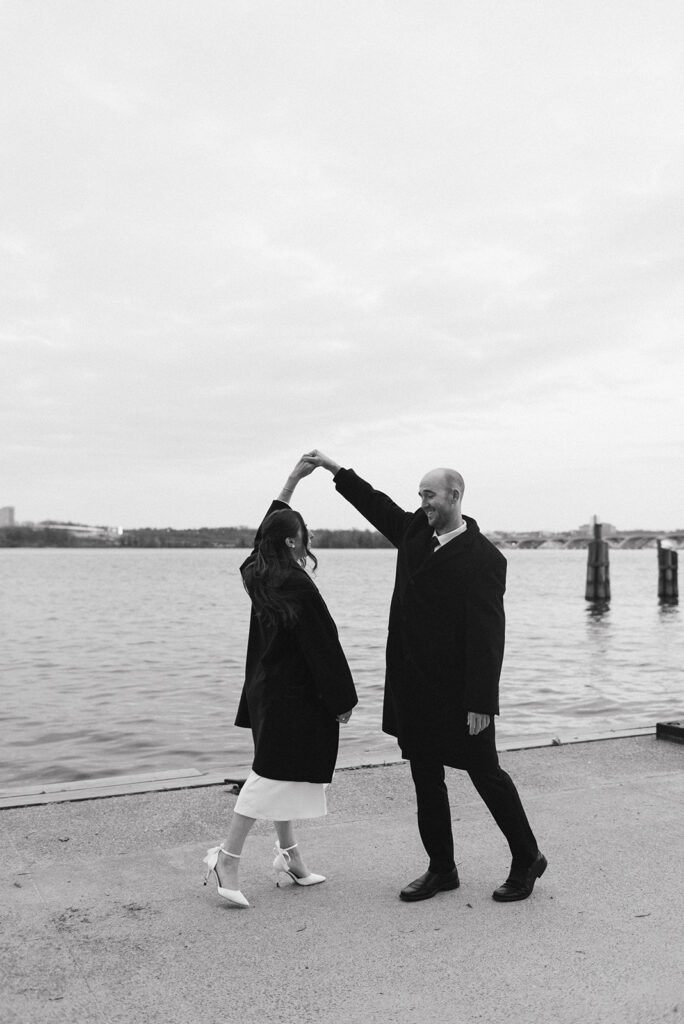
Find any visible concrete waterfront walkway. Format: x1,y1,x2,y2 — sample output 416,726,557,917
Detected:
1,735,682,1024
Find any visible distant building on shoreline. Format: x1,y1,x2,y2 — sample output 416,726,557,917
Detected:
578,521,618,536
0,507,122,539
38,521,123,541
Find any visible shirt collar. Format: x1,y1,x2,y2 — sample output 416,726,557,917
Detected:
433,521,468,547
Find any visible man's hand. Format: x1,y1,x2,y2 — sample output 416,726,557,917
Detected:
467,712,490,735
303,449,341,475
336,708,353,724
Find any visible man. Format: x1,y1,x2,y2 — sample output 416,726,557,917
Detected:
304,450,546,903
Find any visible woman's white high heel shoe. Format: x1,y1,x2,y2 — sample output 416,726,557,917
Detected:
273,842,326,887
203,846,250,907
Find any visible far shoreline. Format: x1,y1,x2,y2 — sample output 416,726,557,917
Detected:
2,524,681,550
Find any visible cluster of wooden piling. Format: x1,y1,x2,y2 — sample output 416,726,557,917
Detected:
585,517,679,604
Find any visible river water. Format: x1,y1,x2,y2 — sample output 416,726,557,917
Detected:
1,548,681,787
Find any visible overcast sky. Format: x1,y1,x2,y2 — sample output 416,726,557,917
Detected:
2,0,683,532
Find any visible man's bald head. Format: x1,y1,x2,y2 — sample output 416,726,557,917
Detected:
420,468,465,500
418,468,465,534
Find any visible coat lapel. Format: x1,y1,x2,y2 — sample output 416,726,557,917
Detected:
406,530,435,573
413,515,479,575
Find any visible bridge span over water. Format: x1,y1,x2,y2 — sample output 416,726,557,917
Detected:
492,531,684,550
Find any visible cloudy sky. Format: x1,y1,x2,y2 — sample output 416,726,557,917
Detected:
2,0,683,532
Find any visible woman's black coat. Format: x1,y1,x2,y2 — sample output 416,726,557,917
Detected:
334,470,506,771
234,501,358,783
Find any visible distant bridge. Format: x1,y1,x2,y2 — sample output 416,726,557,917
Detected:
491,532,684,550
611,532,684,550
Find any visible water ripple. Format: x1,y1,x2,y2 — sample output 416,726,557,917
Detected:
1,548,682,786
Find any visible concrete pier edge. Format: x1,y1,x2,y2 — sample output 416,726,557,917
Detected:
0,724,667,809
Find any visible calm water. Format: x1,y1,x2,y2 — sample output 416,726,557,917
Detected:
1,548,682,787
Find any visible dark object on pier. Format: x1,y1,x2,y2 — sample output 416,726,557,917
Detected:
585,518,611,602
656,721,684,744
223,777,247,794
657,541,679,603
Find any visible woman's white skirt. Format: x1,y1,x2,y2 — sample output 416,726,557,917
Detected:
233,770,328,820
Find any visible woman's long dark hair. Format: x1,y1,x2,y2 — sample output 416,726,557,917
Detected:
243,509,318,628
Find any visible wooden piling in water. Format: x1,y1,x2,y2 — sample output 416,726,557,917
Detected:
585,517,611,601
657,540,679,603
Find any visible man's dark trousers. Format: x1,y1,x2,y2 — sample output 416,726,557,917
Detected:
409,758,538,874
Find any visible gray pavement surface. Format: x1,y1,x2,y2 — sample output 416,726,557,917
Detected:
1,735,682,1024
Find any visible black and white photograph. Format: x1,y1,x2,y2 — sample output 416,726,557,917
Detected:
1,2,683,1022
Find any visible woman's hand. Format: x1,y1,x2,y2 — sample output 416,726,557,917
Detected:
336,708,353,724
303,449,341,475
276,456,316,504
289,456,317,482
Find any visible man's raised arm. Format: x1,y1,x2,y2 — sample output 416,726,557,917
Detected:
303,449,413,548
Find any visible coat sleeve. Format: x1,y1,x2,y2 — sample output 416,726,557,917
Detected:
333,469,415,548
292,579,358,718
461,554,505,716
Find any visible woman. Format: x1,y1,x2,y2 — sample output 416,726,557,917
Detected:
204,457,358,907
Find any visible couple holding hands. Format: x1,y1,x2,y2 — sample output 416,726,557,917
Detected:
204,451,546,908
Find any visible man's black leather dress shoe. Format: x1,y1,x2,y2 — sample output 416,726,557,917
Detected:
492,851,548,902
399,868,460,902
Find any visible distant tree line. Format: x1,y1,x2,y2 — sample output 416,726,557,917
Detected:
120,526,254,548
1,526,82,547
312,529,392,548
121,526,392,548
1,524,393,549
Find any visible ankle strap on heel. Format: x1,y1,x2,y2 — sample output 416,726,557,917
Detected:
219,847,240,859
275,841,298,864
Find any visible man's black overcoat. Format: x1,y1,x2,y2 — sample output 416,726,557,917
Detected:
234,501,358,783
335,470,506,771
